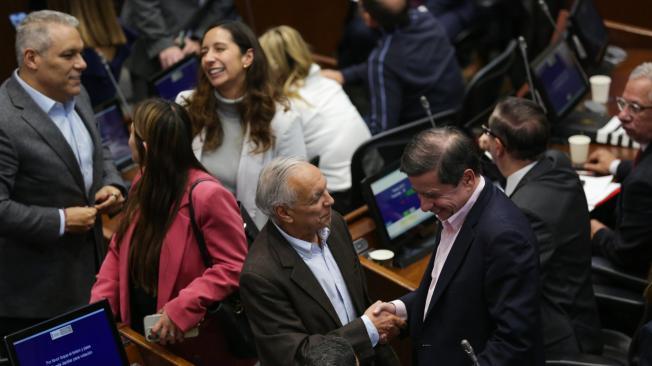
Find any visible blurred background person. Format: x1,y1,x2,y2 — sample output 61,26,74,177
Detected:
259,25,371,214
90,98,253,365
121,0,239,102
177,20,306,229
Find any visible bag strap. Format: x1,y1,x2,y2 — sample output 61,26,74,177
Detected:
188,178,213,269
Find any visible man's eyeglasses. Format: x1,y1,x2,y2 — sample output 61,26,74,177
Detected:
616,97,652,115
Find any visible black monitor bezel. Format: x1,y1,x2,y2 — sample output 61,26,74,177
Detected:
361,162,437,253
3,299,129,366
147,55,200,100
530,39,590,123
568,0,609,68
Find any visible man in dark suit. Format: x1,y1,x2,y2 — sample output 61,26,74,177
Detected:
583,62,652,276
0,10,125,352
240,157,402,366
374,127,544,365
482,97,602,355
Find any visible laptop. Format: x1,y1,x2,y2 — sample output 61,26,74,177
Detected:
148,56,200,101
531,39,609,139
3,300,129,366
361,163,437,268
94,99,133,171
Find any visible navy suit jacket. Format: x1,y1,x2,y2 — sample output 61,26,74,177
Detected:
400,179,544,366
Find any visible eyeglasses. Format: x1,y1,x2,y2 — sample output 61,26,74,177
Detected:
616,97,652,115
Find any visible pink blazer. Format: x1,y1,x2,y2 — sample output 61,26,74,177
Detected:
90,169,248,332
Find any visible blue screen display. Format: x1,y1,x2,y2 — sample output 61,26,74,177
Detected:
12,309,124,366
154,57,199,101
370,169,434,239
95,104,132,168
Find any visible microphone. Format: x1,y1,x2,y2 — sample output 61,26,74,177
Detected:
517,36,546,113
97,51,132,119
536,0,558,30
461,339,480,366
420,95,437,128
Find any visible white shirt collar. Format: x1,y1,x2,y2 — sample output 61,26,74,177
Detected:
14,69,75,115
273,222,331,259
442,176,486,232
504,161,538,197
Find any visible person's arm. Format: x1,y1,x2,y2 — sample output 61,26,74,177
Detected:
239,271,377,365
339,62,369,85
365,49,403,134
126,0,177,60
0,126,60,242
164,181,248,331
478,229,541,364
90,236,122,317
273,109,307,159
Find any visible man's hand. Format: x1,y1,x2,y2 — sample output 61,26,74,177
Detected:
64,206,98,233
94,185,124,214
181,38,200,56
151,310,185,345
478,133,491,151
320,69,344,85
584,148,616,175
365,301,405,343
159,46,184,69
590,219,607,239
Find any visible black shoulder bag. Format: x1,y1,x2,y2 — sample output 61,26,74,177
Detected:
188,179,257,358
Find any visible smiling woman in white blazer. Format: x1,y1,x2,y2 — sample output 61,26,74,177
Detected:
176,21,306,229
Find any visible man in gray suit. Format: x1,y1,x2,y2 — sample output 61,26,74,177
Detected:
481,97,603,355
0,10,125,352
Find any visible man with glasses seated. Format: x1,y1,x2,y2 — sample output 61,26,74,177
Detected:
480,97,603,356
583,62,652,276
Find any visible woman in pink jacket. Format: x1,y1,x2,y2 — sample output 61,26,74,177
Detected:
90,98,252,365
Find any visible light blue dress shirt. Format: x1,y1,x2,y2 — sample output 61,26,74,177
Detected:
14,71,95,236
275,224,380,346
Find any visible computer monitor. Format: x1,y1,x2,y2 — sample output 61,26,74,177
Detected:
94,100,133,170
149,56,200,101
362,163,437,268
531,39,589,123
3,300,129,366
569,0,608,68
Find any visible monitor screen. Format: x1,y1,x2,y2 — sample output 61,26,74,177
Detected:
532,40,588,122
95,101,132,170
368,168,435,240
4,300,129,366
151,57,199,100
570,0,608,67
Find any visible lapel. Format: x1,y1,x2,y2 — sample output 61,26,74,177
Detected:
510,158,549,198
423,181,493,320
7,76,87,195
326,218,365,315
267,223,343,326
75,89,101,194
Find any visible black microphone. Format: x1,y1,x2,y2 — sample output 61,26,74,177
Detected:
517,36,546,113
461,339,480,366
420,95,437,128
97,51,132,118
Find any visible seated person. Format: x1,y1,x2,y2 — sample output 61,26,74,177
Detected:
259,25,372,214
239,157,402,366
323,0,464,135
480,97,603,355
176,21,307,229
583,62,652,276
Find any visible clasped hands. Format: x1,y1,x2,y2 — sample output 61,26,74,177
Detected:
364,301,405,344
64,185,124,233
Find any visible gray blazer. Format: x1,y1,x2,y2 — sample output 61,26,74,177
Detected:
0,75,125,319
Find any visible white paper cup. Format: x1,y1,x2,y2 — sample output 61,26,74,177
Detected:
368,249,394,267
568,135,591,165
589,75,611,104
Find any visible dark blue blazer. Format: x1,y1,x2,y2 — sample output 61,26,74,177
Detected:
400,179,544,366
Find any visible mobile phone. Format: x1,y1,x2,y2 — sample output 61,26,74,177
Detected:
143,313,199,342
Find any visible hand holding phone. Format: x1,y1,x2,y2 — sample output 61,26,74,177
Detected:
143,312,199,343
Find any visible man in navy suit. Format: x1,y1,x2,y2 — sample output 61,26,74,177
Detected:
374,127,544,365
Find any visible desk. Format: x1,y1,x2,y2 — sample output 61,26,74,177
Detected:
120,324,194,366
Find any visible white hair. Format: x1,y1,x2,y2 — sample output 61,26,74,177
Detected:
629,62,652,100
15,10,79,67
255,156,307,221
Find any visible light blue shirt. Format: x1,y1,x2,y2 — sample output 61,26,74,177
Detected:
14,71,95,236
275,224,380,347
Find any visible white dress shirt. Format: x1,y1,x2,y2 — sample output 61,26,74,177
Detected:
504,161,537,197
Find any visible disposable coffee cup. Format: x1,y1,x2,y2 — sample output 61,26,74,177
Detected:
568,135,591,165
368,249,394,267
589,75,611,104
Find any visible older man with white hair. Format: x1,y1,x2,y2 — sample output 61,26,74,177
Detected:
583,62,652,276
239,157,402,366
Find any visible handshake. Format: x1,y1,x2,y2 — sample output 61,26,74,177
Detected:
364,301,406,344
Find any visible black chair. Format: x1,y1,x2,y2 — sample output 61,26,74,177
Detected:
458,39,519,130
348,110,457,209
592,256,649,293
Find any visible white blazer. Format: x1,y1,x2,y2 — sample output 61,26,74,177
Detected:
177,90,307,229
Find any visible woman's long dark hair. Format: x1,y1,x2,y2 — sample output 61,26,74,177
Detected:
184,20,287,154
116,98,205,295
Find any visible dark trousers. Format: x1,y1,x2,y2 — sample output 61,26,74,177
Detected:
0,317,45,358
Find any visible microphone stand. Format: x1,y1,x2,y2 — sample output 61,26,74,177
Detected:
517,36,546,113
420,95,437,128
98,50,132,119
461,339,480,366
